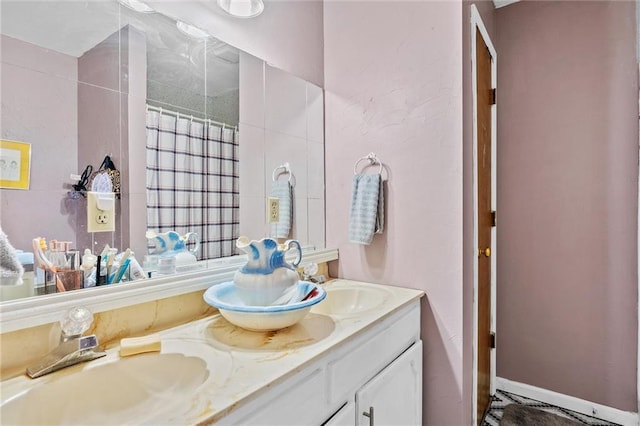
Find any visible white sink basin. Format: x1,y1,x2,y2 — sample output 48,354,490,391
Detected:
0,339,230,425
311,283,390,316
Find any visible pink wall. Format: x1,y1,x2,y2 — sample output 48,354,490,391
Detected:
324,2,464,424
0,35,78,251
495,1,638,410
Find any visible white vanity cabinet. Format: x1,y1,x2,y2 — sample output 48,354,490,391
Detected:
218,299,422,426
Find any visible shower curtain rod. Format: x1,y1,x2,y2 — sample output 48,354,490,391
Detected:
146,104,238,131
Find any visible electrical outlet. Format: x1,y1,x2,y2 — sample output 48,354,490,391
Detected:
268,197,279,223
87,192,115,232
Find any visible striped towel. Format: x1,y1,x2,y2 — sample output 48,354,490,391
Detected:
270,180,293,239
349,173,384,245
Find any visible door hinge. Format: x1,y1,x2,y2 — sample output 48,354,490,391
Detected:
491,210,497,227
490,332,496,349
490,88,496,105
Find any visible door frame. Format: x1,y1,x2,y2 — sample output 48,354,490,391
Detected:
471,5,497,424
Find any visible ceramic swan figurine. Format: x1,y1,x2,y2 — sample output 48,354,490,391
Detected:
145,230,200,256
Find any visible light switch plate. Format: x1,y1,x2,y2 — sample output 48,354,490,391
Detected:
87,192,115,232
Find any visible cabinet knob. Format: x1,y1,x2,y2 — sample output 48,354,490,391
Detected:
362,406,374,426
479,247,491,257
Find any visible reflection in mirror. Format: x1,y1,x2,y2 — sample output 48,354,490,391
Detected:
0,0,325,303
119,4,241,261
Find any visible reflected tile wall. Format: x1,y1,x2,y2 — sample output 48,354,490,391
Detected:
238,51,325,248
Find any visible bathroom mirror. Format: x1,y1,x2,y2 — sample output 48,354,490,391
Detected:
0,0,325,302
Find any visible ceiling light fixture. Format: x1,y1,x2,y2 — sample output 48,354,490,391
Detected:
217,0,264,18
176,21,210,39
118,0,154,13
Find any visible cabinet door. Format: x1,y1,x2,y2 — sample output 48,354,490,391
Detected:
356,341,422,426
323,401,356,426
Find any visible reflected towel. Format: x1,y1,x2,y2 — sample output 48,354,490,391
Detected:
270,180,293,239
349,173,384,245
0,227,24,283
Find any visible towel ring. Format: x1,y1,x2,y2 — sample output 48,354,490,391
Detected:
272,163,292,182
353,152,383,175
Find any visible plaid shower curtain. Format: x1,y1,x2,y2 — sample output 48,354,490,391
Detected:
146,109,239,260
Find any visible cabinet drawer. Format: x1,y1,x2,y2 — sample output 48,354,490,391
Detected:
327,303,420,404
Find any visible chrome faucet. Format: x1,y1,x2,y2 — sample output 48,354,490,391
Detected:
26,306,106,379
300,262,326,284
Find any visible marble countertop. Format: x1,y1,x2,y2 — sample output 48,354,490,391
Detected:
0,279,423,425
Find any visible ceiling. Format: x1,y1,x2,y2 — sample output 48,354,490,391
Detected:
0,0,239,97
1,1,122,58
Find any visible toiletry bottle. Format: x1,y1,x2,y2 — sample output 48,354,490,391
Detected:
128,255,147,280
33,237,49,288
66,245,79,271
43,238,59,294
63,242,82,290
48,240,67,292
48,240,66,269
81,249,97,287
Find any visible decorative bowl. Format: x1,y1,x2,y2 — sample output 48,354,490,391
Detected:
203,281,326,331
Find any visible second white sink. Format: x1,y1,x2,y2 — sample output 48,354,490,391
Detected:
311,282,390,316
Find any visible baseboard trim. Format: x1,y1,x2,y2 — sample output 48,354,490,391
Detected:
496,377,639,426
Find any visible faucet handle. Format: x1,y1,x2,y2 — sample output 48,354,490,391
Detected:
302,262,318,277
60,306,93,337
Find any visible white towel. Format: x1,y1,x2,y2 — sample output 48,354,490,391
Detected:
349,173,384,245
270,180,293,239
0,228,24,283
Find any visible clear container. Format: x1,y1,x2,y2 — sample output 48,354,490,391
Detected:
156,255,176,275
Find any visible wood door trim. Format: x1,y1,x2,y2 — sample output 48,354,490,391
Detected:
470,5,498,426
476,26,492,424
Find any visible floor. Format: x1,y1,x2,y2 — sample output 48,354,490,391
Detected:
482,390,621,426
